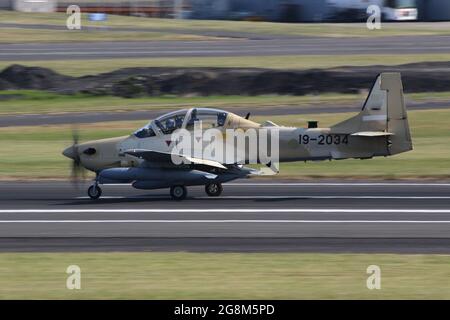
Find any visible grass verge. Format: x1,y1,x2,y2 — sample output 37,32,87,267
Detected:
1,10,450,38
0,27,219,43
0,109,449,179
0,252,449,299
0,91,367,114
1,54,450,76
0,90,449,115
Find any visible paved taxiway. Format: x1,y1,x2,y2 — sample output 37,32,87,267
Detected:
1,35,450,61
0,181,449,253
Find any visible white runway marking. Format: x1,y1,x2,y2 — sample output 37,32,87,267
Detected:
1,209,450,213
75,195,450,200
0,220,448,224
77,196,128,199
197,196,450,200
225,183,450,186
102,182,450,187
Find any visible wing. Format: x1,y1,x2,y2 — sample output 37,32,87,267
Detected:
124,149,227,169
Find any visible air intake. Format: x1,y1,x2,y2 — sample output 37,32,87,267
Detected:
308,121,318,129
83,148,97,155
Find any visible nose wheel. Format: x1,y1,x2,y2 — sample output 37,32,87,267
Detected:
205,183,223,197
170,185,187,200
87,184,102,200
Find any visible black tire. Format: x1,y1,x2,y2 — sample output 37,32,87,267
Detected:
205,183,223,197
170,185,187,201
87,185,102,200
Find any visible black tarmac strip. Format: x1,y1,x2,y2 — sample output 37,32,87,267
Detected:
0,180,449,253
1,35,450,61
1,237,450,254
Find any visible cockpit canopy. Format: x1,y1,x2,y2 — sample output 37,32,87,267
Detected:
154,109,188,135
134,108,229,138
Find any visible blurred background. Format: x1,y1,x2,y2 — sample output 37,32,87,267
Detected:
0,0,449,179
2,0,450,22
0,0,449,300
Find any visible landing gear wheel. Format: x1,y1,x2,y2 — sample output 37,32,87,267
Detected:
205,183,223,197
170,185,187,201
87,184,102,200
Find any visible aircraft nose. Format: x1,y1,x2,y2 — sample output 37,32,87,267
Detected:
62,146,76,160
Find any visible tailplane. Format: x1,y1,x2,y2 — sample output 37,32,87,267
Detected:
331,73,412,155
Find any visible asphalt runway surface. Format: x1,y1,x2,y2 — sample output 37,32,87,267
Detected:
0,101,447,127
0,181,449,253
1,35,450,61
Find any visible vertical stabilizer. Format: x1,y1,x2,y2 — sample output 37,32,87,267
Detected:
331,73,412,155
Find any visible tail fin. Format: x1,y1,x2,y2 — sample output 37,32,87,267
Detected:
331,73,412,155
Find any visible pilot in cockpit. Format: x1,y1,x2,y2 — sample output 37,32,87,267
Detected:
165,118,176,132
175,116,184,128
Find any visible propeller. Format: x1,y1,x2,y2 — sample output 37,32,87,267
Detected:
68,128,86,187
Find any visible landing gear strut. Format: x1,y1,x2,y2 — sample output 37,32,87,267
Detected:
170,185,187,200
88,183,102,200
205,183,223,197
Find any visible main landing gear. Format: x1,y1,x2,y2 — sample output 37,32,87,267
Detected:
169,183,223,200
169,183,224,200
170,185,187,201
205,183,223,197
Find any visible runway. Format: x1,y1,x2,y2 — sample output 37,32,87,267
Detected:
0,181,449,253
1,35,450,61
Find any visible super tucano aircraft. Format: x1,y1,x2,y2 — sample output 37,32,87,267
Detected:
63,73,412,200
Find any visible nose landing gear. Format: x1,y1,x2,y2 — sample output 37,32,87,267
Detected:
87,183,102,200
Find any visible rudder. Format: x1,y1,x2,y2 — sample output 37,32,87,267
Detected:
381,73,412,155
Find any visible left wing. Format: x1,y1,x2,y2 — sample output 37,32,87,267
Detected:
124,149,227,169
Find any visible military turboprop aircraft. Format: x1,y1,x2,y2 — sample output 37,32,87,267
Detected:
63,73,412,200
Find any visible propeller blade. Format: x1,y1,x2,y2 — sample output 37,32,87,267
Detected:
69,127,86,188
72,127,79,145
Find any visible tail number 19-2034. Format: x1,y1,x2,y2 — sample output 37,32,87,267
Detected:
299,134,349,145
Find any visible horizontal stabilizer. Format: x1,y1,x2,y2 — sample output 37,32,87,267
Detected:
351,131,394,137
